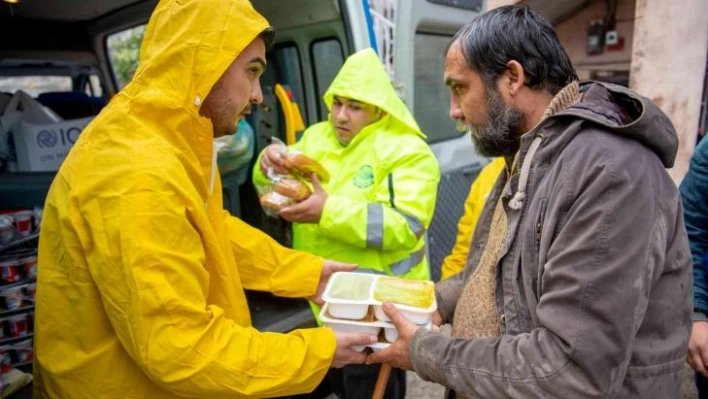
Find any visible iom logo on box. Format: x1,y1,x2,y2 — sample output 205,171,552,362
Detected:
37,130,58,148
36,126,82,148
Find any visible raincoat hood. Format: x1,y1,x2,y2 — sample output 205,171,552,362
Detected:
324,48,425,139
123,0,269,196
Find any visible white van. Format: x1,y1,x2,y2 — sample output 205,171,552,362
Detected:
0,0,487,334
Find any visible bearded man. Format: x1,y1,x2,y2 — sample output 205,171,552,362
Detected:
367,5,692,398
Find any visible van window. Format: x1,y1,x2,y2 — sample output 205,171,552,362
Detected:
311,39,344,121
106,25,146,90
0,76,72,96
413,33,461,143
87,75,104,98
272,44,307,123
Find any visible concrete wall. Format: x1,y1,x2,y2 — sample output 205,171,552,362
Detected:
486,0,516,10
554,0,635,80
630,0,708,183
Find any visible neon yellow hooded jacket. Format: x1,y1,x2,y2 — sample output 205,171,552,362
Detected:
440,157,505,280
254,48,440,281
34,1,335,398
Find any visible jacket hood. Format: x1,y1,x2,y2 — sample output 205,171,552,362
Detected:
561,82,678,168
323,48,425,138
134,0,268,110
114,0,268,195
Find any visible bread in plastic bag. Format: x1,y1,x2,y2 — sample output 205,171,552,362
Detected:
271,136,330,183
274,177,312,202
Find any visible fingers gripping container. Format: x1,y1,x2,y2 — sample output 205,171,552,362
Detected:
320,271,437,351
319,303,433,352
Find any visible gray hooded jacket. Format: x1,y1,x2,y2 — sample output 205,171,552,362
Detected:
412,82,692,398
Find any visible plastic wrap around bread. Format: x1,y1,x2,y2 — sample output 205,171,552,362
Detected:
274,178,312,202
270,136,330,183
281,152,330,183
259,191,294,211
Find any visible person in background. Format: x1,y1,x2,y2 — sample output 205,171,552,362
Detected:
368,6,691,397
254,48,440,399
439,157,504,280
682,137,708,396
33,1,377,398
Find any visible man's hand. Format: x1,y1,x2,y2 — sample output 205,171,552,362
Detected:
688,321,708,376
432,310,443,328
365,302,422,371
309,260,357,306
259,144,289,175
331,332,378,368
279,174,327,223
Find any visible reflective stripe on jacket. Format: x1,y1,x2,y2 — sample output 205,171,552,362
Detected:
34,1,336,398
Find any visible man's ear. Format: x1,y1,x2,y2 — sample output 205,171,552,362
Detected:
503,60,526,97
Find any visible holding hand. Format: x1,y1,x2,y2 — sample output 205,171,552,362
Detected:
260,143,289,175
309,260,357,306
332,332,378,368
365,302,423,371
279,174,328,223
688,321,708,377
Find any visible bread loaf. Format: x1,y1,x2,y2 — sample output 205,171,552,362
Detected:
274,178,312,202
282,153,330,183
259,191,293,211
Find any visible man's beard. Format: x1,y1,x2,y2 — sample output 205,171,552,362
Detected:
457,87,526,157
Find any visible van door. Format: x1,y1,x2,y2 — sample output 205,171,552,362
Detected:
394,0,488,282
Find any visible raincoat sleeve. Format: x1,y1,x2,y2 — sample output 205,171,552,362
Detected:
440,158,504,280
319,147,440,251
88,176,335,397
411,139,689,397
223,211,325,297
680,137,708,318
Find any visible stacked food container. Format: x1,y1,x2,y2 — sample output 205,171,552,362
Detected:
320,272,436,351
0,210,39,378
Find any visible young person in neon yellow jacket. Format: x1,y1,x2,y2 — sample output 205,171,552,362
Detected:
254,48,440,399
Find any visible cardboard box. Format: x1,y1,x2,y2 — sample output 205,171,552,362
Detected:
13,117,93,172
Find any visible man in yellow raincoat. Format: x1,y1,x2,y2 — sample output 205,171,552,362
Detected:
439,157,504,280
254,48,440,399
33,1,378,398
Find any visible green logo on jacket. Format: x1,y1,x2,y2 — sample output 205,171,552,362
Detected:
353,165,374,188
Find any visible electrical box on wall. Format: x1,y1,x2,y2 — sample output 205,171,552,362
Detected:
605,29,625,51
605,30,619,46
587,19,605,55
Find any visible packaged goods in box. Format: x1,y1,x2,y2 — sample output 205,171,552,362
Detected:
13,116,94,172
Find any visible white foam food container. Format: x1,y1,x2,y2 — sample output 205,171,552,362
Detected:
320,303,433,351
320,302,390,352
322,272,437,324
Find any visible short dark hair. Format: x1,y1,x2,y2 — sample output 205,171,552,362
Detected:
258,26,275,52
450,5,578,95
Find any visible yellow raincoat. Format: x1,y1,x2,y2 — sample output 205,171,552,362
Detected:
440,157,505,280
34,1,335,398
